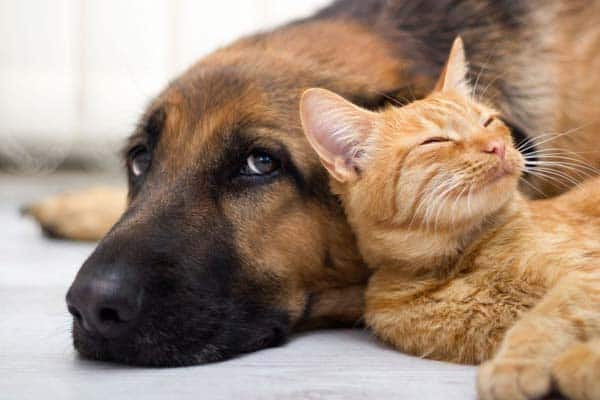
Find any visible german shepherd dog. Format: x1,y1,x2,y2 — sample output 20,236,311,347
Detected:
30,0,600,375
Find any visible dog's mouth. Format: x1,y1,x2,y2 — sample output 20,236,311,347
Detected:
66,201,293,367
67,260,291,367
71,309,289,367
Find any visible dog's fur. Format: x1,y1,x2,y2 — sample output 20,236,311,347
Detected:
26,0,600,366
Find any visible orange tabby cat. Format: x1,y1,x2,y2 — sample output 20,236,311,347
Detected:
300,38,600,400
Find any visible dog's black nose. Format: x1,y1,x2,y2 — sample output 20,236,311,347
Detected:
66,265,143,339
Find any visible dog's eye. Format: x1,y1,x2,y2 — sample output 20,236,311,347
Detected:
420,137,450,146
129,146,151,177
240,151,280,176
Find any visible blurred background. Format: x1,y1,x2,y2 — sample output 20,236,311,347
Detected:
0,0,330,173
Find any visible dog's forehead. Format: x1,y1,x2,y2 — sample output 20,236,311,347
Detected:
139,64,320,180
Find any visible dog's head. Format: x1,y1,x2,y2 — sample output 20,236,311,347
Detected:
66,21,412,366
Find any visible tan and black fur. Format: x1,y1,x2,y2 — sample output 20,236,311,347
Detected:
24,0,600,367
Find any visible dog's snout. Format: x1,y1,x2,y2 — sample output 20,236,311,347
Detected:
66,265,143,339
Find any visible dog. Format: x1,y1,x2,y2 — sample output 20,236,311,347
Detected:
27,0,600,367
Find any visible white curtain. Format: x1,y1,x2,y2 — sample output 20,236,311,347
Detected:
0,0,329,169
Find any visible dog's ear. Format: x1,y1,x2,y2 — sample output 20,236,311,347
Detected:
300,88,377,183
434,36,472,97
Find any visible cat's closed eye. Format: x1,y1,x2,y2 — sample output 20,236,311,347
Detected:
482,116,496,128
420,137,451,146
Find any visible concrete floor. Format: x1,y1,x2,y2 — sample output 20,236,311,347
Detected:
0,172,477,400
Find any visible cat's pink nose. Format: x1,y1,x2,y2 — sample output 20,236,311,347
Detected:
483,140,506,160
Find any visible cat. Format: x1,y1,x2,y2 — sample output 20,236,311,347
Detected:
300,37,600,400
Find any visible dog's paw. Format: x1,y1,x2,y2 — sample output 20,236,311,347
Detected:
552,341,600,400
477,358,552,400
22,186,126,242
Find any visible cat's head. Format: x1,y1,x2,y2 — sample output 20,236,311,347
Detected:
300,38,524,237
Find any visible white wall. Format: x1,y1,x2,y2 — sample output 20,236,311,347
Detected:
0,0,330,169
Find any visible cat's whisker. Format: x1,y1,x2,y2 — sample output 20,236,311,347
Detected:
525,165,583,184
410,187,439,230
431,190,451,234
519,176,546,198
374,90,412,108
442,183,464,229
422,184,451,232
528,147,600,155
423,181,448,232
523,172,570,190
516,132,561,153
472,52,497,101
466,184,475,216
477,71,508,103
525,160,599,179
420,179,448,231
520,143,600,188
525,155,600,176
518,136,559,154
524,167,582,188
432,191,450,233
471,41,505,100
411,178,451,231
409,186,432,230
526,150,600,172
524,146,600,160
517,133,577,154
526,155,600,164
450,185,469,226
525,152,591,158
518,124,590,154
524,160,600,178
525,156,599,168
420,182,448,231
431,177,463,233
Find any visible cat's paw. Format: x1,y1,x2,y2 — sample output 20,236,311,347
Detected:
552,341,600,400
477,358,552,400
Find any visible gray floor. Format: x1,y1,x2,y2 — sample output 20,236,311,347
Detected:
0,172,477,400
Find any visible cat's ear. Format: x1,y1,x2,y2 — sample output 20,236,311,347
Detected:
434,36,472,96
300,88,376,183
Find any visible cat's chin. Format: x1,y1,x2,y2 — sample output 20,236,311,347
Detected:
486,170,517,189
476,162,522,194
